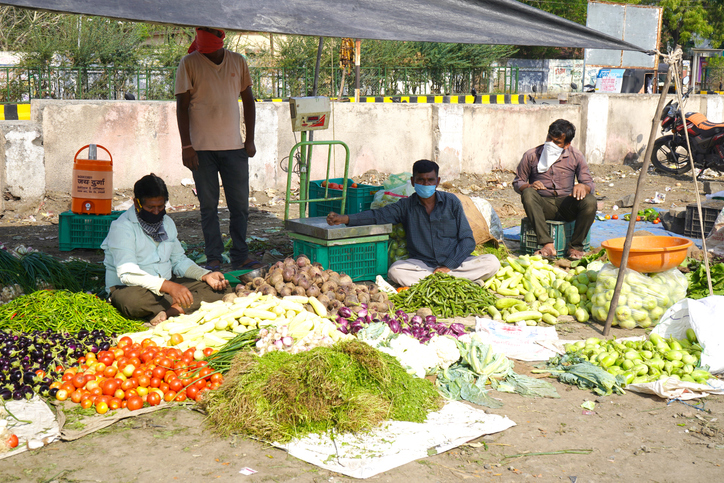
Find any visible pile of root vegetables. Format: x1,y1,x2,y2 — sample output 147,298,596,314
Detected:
235,256,393,316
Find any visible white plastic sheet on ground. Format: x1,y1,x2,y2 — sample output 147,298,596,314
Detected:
474,317,559,361
627,377,724,400
0,396,60,460
273,401,515,479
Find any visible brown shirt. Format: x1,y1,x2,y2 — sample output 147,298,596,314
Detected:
513,144,595,197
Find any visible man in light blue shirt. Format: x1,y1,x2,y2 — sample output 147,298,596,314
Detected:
102,174,230,325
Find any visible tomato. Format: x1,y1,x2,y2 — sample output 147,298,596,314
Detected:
209,381,222,391
114,388,125,400
321,180,328,187
210,373,223,385
136,375,151,388
196,387,210,401
35,369,46,378
159,382,170,394
55,389,69,401
90,387,103,397
351,182,358,188
169,333,184,346
6,434,18,449
163,391,177,403
612,214,619,220
152,366,166,380
653,218,661,224
84,374,96,384
109,398,122,410
70,390,83,404
61,373,73,383
147,392,162,406
169,379,184,392
604,214,611,220
102,379,120,396
127,396,144,411
61,382,76,394
118,336,133,348
99,355,113,366
95,401,109,414
150,377,162,388
166,348,182,360
72,374,87,389
141,338,156,349
103,366,118,378
80,398,94,409
163,371,178,384
121,379,136,391
174,392,187,402
636,216,641,221
136,386,149,397
186,386,199,401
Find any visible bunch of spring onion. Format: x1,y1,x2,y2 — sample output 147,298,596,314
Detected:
0,328,115,400
334,306,468,343
255,326,335,356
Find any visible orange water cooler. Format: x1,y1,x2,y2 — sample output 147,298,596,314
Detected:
71,144,113,215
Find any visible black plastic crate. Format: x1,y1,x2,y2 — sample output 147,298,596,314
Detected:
684,200,724,238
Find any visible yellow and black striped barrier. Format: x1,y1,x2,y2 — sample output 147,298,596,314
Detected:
0,104,31,120
699,91,724,95
258,94,526,104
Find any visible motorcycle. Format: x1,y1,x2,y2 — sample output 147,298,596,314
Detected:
651,90,724,175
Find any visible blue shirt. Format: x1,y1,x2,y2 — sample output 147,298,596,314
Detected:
347,191,475,269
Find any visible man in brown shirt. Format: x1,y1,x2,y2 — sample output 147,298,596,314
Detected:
513,119,596,259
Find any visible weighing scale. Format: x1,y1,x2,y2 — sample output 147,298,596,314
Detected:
282,97,391,280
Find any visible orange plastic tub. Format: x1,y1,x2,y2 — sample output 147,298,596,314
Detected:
601,236,692,273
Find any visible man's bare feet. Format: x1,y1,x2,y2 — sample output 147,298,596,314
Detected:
149,311,168,326
534,243,557,258
567,248,585,260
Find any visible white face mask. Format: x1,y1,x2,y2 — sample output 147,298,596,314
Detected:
537,141,564,173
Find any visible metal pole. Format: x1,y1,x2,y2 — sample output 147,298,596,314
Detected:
354,39,361,102
602,65,674,336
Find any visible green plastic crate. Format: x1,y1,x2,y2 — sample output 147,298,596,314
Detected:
59,211,122,251
307,178,380,217
520,218,590,257
291,233,388,282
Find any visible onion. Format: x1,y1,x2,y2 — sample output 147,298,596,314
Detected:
282,336,293,347
274,339,284,349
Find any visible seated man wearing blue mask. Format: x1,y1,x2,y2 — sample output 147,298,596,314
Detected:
326,159,500,286
513,119,596,260
102,174,231,325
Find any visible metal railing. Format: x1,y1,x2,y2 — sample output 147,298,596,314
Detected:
0,65,518,103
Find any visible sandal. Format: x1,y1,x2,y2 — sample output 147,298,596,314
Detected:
202,261,222,271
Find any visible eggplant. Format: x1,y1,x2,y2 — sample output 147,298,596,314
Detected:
0,388,11,400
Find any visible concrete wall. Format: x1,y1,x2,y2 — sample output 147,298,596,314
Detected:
0,94,719,206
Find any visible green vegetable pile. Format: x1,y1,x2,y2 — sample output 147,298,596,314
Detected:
0,290,145,333
623,208,659,222
0,249,105,296
687,262,724,299
390,272,497,318
561,332,711,386
536,354,627,396
200,339,443,442
203,329,260,373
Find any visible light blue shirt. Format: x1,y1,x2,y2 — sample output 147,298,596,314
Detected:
101,207,197,294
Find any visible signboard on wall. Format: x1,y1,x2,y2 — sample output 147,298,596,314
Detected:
595,69,625,93
585,2,662,69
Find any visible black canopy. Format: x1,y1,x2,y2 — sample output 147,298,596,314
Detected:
0,0,647,52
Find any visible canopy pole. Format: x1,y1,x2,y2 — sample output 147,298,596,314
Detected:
602,61,674,337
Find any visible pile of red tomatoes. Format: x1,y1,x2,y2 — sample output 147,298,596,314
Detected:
51,336,222,414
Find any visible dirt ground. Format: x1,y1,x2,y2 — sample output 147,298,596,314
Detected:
1,165,723,482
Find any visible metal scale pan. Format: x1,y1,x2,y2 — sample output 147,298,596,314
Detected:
284,217,392,240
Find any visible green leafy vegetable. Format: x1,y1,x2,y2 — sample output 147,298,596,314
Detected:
687,262,724,299
535,354,626,396
570,247,606,268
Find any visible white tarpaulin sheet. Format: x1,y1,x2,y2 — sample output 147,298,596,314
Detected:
474,317,559,361
0,396,60,459
274,401,515,479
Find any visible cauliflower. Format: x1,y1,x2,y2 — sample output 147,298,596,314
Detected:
427,335,461,370
383,334,439,378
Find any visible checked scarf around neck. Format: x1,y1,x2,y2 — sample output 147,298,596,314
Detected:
188,28,225,54
137,216,169,243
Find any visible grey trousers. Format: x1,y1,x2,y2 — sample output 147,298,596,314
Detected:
109,277,231,321
387,255,501,287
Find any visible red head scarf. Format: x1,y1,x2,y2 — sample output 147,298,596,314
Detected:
188,28,225,54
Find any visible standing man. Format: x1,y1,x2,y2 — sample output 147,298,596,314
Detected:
327,160,500,286
175,27,264,271
513,119,596,260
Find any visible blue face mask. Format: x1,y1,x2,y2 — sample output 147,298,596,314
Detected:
414,183,437,199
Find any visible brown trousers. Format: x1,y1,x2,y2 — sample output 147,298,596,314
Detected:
520,188,596,250
109,277,231,321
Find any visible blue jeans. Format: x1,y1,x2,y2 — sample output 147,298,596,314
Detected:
193,149,250,266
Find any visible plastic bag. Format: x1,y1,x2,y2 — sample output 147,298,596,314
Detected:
370,181,416,210
470,197,504,241
653,296,724,374
383,172,412,190
706,207,724,257
388,223,409,264
590,263,688,329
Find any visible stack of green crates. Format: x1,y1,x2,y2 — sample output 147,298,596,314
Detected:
520,218,591,257
290,232,388,282
59,211,123,251
307,178,380,217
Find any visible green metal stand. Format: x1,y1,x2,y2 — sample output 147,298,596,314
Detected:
284,132,351,220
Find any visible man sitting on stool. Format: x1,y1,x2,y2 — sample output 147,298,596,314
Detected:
326,159,500,286
513,119,596,260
